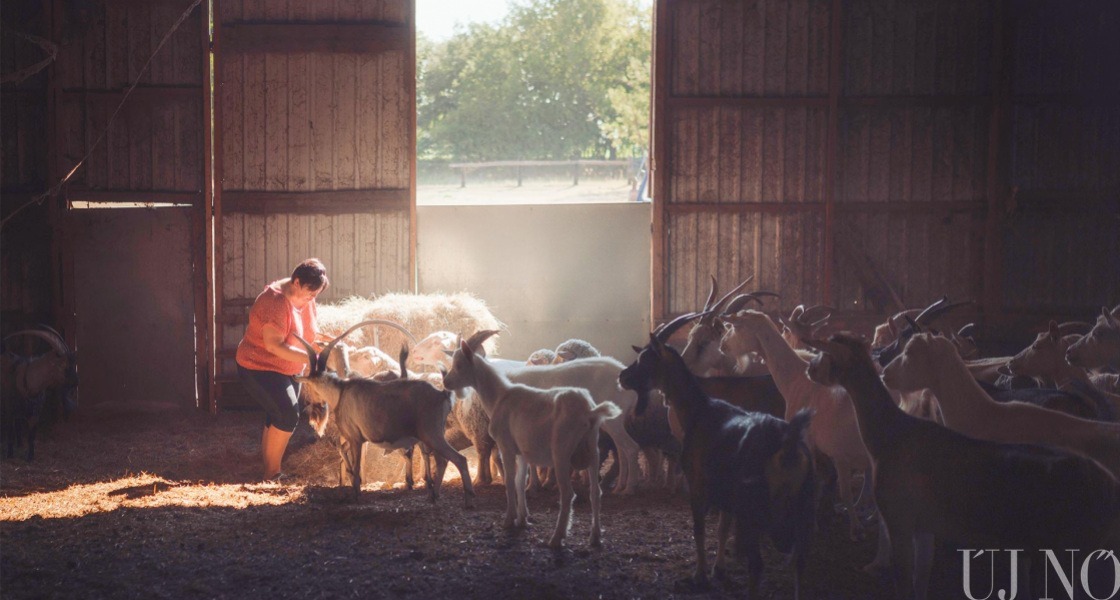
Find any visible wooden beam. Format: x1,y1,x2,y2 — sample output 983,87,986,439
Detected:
60,86,200,101
222,23,409,54
823,0,842,307
66,189,201,204
665,200,985,215
667,96,828,109
668,202,826,214
842,95,988,108
651,0,671,323
200,0,217,414
212,0,226,411
221,189,410,214
408,1,418,293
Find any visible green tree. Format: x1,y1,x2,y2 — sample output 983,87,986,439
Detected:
418,0,650,161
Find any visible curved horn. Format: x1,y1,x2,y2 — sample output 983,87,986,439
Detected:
2,330,69,356
702,274,718,312
915,297,971,327
801,304,834,323
958,323,977,338
362,319,418,344
291,333,321,374
723,290,779,315
704,277,754,323
653,311,708,343
465,329,500,352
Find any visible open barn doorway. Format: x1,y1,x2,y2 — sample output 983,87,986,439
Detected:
412,0,654,359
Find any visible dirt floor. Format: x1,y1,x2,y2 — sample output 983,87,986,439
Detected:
0,408,1030,599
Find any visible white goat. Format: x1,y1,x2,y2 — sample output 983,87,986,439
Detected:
720,311,873,544
881,333,1120,478
442,337,620,548
1066,305,1120,372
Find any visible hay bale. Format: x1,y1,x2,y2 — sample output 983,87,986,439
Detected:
317,293,504,366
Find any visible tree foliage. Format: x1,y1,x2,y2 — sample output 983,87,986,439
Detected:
418,0,651,161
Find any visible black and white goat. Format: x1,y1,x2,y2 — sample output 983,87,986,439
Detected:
1,326,77,460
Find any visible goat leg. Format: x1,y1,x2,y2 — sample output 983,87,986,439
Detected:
339,437,363,499
402,447,416,490
688,500,711,589
711,511,732,581
549,459,574,549
587,435,603,547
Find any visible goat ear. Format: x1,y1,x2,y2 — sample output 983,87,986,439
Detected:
631,345,644,354
1047,320,1061,340
460,339,473,360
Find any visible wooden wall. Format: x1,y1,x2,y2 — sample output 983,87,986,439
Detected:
653,0,1120,326
0,0,52,332
216,0,415,388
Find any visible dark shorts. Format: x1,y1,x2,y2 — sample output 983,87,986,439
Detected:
237,365,302,433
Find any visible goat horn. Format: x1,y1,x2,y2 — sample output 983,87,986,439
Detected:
724,291,778,315
702,275,718,312
292,333,320,374
801,304,834,322
362,319,418,344
465,329,500,352
654,311,709,343
2,330,69,357
958,323,977,338
704,277,754,323
915,297,972,327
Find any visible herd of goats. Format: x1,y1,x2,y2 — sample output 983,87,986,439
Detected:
3,278,1120,599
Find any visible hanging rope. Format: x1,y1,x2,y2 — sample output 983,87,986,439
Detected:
1,0,204,230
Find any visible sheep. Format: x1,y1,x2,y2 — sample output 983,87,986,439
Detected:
409,331,459,372
805,333,1120,600
552,339,600,363
442,334,621,549
1,327,77,460
324,341,400,379
880,333,1120,479
619,334,815,596
526,348,558,366
292,321,475,507
1066,304,1120,373
720,310,873,544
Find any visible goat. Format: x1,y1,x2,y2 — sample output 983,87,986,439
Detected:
619,334,815,596
870,296,971,368
1066,305,1120,373
292,321,475,507
720,310,873,544
881,333,1120,479
779,304,834,351
1,326,77,460
1006,320,1120,421
442,335,620,548
677,276,776,376
400,329,504,487
805,333,1120,600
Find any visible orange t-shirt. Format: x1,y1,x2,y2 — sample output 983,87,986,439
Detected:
235,281,319,376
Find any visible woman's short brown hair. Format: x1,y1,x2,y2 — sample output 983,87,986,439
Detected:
291,258,329,292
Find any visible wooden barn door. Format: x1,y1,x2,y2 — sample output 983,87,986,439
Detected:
213,1,416,408
53,0,213,410
651,0,998,326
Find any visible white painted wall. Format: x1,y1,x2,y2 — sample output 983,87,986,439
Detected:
417,203,651,362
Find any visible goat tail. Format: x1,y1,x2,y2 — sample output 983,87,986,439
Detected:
590,401,622,423
398,345,410,380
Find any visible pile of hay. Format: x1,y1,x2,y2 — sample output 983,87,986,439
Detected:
317,292,505,363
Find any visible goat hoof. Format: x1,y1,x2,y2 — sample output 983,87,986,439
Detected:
589,531,602,548
548,537,564,549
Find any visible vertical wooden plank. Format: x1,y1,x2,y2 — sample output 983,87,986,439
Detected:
311,53,334,190
870,0,893,95
85,98,108,188
334,53,358,190
673,1,700,96
787,0,809,95
288,54,310,191
221,54,245,190
719,0,743,96
808,0,830,94
823,0,840,306
245,214,266,290
152,99,176,190
356,54,377,190
763,0,788,95
265,53,289,191
718,108,742,203
652,0,670,322
387,52,410,189
84,5,107,90
174,11,201,86
149,3,172,86
742,109,763,203
288,215,311,283
697,109,719,201
868,111,890,202
105,3,128,89
334,214,357,297
697,1,720,96
984,0,1010,316
107,101,131,189
742,0,764,96
243,52,266,190
265,213,287,282
761,108,784,201
178,98,202,192
202,0,216,412
129,102,153,190
785,108,806,203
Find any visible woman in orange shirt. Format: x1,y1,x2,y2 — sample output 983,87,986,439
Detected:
236,258,329,480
